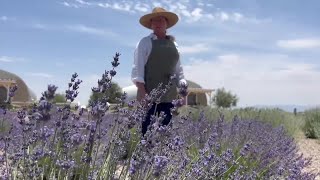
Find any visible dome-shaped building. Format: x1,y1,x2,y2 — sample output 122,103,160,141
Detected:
0,69,36,106
122,80,214,106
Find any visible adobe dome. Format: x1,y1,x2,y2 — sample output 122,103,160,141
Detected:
185,80,208,106
0,69,36,104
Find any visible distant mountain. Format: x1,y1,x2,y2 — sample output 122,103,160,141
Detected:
250,104,320,112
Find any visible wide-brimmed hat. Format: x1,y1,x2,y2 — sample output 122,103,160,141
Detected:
139,7,179,29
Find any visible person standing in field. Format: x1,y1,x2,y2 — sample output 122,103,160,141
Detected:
131,7,187,136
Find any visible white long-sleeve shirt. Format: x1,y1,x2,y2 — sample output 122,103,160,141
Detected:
131,33,187,86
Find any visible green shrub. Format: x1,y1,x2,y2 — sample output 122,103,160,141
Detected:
303,108,320,139
178,106,304,137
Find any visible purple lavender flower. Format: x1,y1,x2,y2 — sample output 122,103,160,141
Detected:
111,52,120,68
38,99,52,111
41,84,58,101
39,126,54,141
1,52,317,180
70,133,85,145
129,158,138,175
8,84,18,98
222,149,234,162
109,69,116,77
178,81,188,97
240,142,251,156
0,108,6,115
64,73,82,102
153,155,169,177
56,159,75,170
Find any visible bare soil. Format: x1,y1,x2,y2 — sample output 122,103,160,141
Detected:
296,133,320,179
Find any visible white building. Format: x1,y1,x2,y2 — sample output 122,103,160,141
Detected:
122,80,214,106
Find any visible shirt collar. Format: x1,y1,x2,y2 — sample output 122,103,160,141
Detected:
148,33,174,41
149,33,158,40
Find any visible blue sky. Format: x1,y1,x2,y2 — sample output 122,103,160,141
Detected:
1,0,320,107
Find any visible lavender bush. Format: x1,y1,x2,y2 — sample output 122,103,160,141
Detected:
179,105,304,138
303,108,320,139
0,52,318,180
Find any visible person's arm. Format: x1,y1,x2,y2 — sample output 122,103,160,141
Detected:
131,37,149,101
173,40,187,87
173,40,188,105
175,60,187,86
135,82,146,101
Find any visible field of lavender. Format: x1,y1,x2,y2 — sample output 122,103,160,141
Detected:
0,53,319,179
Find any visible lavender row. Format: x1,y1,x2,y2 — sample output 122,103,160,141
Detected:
0,52,318,180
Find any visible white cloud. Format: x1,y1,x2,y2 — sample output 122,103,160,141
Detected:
190,8,203,22
32,23,49,30
112,2,133,12
31,23,118,38
183,53,320,106
61,2,79,8
0,56,14,62
113,76,133,88
1,16,8,21
75,0,91,5
96,2,134,13
97,3,110,8
134,3,149,13
233,13,244,23
27,73,53,78
220,12,229,21
0,16,16,22
62,1,70,6
179,43,211,54
65,24,117,37
213,11,269,24
65,0,265,24
0,56,25,62
277,38,320,49
152,2,163,8
55,62,65,67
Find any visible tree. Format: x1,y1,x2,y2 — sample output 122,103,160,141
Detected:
212,87,238,108
52,93,67,104
88,82,122,105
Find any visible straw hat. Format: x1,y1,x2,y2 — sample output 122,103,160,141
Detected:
139,7,179,29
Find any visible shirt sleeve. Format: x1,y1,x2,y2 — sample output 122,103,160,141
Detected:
131,37,150,85
174,41,187,86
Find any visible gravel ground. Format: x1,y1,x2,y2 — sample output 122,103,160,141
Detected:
296,133,320,179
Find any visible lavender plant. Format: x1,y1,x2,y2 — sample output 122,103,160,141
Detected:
303,108,320,139
0,52,318,180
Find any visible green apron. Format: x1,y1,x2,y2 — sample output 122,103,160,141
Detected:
143,37,179,103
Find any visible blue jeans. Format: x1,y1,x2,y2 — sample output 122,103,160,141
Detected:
142,102,174,135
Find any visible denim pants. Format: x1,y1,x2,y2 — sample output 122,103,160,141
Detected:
142,102,174,135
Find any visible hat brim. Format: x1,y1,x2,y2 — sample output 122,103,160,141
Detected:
139,12,179,29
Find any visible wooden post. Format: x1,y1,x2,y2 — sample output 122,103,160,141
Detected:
195,93,198,105
185,92,190,106
208,91,212,106
6,84,10,102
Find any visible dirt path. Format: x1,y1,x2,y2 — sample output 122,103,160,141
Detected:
296,133,320,179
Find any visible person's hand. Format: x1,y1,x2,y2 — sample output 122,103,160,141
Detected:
136,82,147,102
137,87,147,102
179,79,188,87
